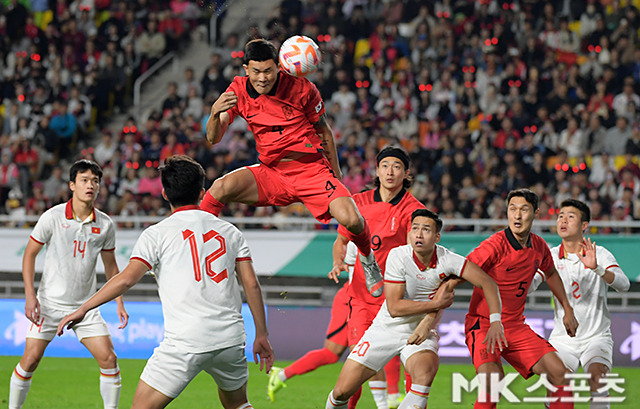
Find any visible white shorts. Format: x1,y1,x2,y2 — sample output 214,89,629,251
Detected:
550,334,613,372
27,304,110,342
348,322,439,373
140,340,249,399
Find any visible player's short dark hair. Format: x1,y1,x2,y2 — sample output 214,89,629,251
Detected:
69,159,102,182
560,199,591,222
373,145,412,189
244,39,278,65
506,188,539,211
411,208,443,232
159,155,205,207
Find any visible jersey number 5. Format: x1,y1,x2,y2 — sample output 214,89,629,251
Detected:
183,229,228,283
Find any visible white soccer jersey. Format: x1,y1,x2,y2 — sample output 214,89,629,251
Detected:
548,243,629,342
31,200,116,310
130,206,252,353
374,244,468,334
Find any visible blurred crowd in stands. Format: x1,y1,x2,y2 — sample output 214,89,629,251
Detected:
1,0,640,234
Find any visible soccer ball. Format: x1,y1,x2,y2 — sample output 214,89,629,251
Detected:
279,35,321,77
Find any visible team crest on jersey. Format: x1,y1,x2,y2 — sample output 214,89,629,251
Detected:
61,222,70,229
282,105,294,120
315,101,322,113
416,273,426,280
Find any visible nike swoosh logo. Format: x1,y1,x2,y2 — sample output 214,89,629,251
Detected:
506,266,516,271
247,114,258,118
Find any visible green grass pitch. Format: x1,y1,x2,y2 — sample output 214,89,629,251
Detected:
1,356,637,408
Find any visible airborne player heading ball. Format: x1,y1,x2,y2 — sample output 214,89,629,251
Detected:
202,38,384,299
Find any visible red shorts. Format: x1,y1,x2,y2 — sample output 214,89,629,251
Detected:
325,285,350,347
246,153,352,224
465,316,556,379
347,298,383,346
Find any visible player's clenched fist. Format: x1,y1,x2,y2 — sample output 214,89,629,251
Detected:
211,91,238,116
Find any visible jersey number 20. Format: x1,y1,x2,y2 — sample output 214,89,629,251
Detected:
183,229,228,283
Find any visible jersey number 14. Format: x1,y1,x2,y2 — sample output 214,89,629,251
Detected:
182,229,228,283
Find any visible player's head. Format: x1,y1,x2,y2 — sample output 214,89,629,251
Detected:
557,199,590,239
159,155,205,208
69,159,102,204
244,39,279,95
374,146,411,191
506,188,539,237
409,209,442,254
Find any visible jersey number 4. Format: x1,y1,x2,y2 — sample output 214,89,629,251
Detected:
183,229,228,283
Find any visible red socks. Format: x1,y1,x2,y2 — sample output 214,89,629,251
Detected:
549,385,574,409
201,191,224,216
340,221,372,256
385,356,401,395
284,348,339,378
348,386,362,409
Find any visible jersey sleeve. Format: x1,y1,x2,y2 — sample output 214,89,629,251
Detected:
384,247,406,283
30,209,53,245
444,249,468,278
528,269,546,293
130,228,158,271
234,229,252,262
538,241,555,273
598,246,630,293
102,218,116,251
467,237,498,273
344,241,357,265
302,79,324,124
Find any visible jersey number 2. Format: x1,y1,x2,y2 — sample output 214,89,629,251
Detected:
183,229,228,283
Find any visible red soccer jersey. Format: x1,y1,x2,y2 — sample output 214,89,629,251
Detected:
339,188,425,306
466,228,554,324
226,72,325,165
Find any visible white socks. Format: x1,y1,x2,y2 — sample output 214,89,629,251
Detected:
9,364,33,409
99,366,121,409
398,384,430,409
590,390,610,409
236,403,253,409
326,390,349,409
278,370,288,382
370,380,389,409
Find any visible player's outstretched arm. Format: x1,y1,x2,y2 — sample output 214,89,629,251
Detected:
57,260,149,336
328,234,350,283
22,239,44,324
461,261,507,353
544,266,579,337
101,250,129,329
236,260,274,373
205,92,235,145
314,114,343,180
578,238,630,292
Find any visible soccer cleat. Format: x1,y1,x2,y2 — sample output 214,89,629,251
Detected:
388,392,405,409
359,252,384,297
267,366,286,403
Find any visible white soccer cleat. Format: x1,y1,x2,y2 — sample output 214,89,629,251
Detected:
359,252,383,297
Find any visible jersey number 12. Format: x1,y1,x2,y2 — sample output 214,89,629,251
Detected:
183,229,228,283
